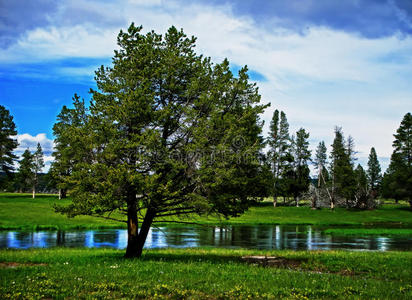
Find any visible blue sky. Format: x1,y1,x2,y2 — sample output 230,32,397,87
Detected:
1,0,412,171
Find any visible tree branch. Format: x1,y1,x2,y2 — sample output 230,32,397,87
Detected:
152,220,206,226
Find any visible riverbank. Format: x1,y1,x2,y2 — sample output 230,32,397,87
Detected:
1,247,411,299
1,193,411,230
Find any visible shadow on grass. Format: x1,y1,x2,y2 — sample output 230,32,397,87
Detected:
140,251,243,264
395,206,412,212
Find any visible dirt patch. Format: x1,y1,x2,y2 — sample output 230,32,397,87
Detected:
0,262,47,268
241,255,303,268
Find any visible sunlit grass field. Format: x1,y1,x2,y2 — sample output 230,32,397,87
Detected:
0,193,411,230
1,247,411,299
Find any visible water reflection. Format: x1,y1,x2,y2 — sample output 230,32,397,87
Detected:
0,225,411,251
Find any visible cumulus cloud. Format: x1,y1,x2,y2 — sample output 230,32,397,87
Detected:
199,0,412,38
14,133,55,172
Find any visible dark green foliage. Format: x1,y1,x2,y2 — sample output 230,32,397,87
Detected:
15,149,34,192
313,141,328,187
50,95,90,199
268,109,280,204
32,143,45,198
346,135,357,166
367,147,381,197
354,164,370,208
0,105,18,188
53,24,268,257
382,112,412,207
289,128,311,206
267,110,293,205
330,127,356,208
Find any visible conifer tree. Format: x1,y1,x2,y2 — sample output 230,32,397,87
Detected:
382,112,412,207
0,105,18,188
53,24,268,257
268,110,291,206
16,149,34,193
268,109,280,206
346,135,357,166
290,128,311,206
50,95,90,199
32,143,45,198
330,127,356,208
367,147,381,198
314,141,328,187
354,164,369,208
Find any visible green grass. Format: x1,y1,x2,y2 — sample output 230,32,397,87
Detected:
324,228,412,235
1,193,411,230
0,247,411,299
0,194,122,230
194,203,412,226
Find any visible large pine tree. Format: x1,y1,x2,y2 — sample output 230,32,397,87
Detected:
0,105,18,188
53,24,268,257
382,113,412,207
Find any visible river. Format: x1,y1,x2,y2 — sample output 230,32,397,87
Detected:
1,225,412,251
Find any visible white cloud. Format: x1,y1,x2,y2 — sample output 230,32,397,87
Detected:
2,0,411,173
15,133,54,153
14,133,55,173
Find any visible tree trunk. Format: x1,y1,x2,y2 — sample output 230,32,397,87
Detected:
283,197,286,205
312,193,317,209
273,195,277,207
295,196,299,207
58,189,67,200
125,194,139,258
135,208,156,258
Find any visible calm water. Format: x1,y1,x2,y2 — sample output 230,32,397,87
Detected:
1,225,412,251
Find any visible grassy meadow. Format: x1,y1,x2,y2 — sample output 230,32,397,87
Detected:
0,247,411,299
0,193,411,230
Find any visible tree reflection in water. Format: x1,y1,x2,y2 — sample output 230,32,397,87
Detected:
0,226,411,251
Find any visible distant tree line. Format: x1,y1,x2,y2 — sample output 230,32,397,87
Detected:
1,105,412,208
1,107,411,209
266,109,385,209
